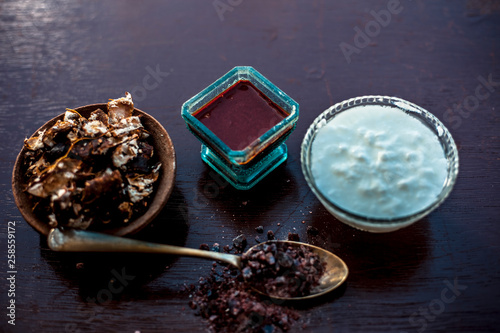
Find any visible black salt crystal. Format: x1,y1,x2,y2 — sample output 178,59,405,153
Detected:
306,226,319,236
287,232,300,242
232,234,247,250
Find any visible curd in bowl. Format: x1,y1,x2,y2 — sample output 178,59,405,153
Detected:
301,96,459,232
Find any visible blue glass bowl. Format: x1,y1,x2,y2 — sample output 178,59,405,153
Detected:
182,66,299,190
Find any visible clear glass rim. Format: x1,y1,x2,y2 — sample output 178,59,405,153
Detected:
301,95,460,226
181,66,299,164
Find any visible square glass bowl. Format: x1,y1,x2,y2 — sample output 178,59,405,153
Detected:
182,66,299,190
301,96,459,232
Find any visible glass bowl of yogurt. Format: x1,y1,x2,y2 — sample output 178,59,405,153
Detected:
301,96,459,232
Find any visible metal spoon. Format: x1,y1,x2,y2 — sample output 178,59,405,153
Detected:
48,228,348,300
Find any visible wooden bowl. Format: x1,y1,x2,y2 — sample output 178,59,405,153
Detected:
12,104,176,237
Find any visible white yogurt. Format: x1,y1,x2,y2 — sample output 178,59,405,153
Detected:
311,105,448,219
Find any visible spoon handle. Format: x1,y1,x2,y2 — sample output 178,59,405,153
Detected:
48,228,241,268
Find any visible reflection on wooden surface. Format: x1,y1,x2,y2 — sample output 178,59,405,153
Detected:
0,0,499,332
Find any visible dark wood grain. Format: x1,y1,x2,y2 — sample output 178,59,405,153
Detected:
1,0,499,332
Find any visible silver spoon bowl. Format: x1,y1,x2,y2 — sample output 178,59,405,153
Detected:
48,228,348,300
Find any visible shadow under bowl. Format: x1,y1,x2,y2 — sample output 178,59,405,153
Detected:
12,103,176,237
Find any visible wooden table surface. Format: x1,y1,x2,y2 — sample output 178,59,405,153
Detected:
1,1,499,332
